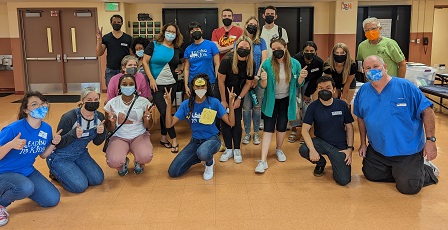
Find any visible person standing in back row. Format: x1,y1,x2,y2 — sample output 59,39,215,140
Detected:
260,5,289,57
212,8,243,60
96,14,133,87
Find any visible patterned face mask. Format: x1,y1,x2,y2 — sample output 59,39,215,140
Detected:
366,68,383,82
29,106,49,119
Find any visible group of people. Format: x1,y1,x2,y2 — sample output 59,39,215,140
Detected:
0,6,440,227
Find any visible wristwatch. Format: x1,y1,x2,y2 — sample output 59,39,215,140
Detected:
426,136,436,142
347,146,355,150
237,95,242,100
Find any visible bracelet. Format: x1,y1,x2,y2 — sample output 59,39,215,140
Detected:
51,140,57,146
237,96,242,100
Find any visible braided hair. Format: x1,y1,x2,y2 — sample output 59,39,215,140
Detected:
187,74,214,121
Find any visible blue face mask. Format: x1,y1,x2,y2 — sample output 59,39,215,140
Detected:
366,68,383,82
29,106,48,119
165,32,176,42
121,86,136,96
136,50,144,58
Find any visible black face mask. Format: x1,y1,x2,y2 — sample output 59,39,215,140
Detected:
84,102,100,112
237,48,251,58
126,67,137,75
273,50,285,59
303,52,315,60
222,18,232,27
333,54,347,63
112,23,122,31
191,31,202,40
265,15,275,24
246,24,257,34
318,90,333,101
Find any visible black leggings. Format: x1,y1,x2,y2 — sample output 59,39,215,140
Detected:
221,103,243,149
152,83,177,138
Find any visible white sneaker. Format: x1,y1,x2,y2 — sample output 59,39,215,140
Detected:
424,158,440,177
0,205,9,227
203,159,214,180
219,149,234,162
234,149,242,163
276,149,286,162
255,160,268,173
242,134,251,145
253,133,260,145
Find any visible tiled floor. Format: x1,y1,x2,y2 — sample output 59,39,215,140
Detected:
1,93,447,230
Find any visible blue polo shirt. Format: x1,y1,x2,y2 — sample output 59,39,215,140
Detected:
354,77,432,156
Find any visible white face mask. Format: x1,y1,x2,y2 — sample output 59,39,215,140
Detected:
195,89,207,98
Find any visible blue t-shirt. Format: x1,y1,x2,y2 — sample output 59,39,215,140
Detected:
253,38,267,74
354,77,432,157
184,40,219,83
174,97,226,139
0,119,53,176
304,99,354,150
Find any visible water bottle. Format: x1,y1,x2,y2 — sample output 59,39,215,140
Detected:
250,89,259,106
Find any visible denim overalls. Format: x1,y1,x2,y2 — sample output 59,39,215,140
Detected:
46,109,104,193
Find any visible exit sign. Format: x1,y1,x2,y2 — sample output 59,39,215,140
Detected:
105,3,119,12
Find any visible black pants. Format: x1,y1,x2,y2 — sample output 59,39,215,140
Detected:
152,83,177,138
221,104,243,149
362,145,438,194
262,97,289,133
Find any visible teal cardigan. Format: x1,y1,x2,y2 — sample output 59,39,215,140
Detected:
260,57,304,121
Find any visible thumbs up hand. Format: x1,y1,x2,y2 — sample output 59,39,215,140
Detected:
52,129,63,146
10,133,26,150
76,123,83,138
97,120,106,134
299,66,308,79
260,68,267,81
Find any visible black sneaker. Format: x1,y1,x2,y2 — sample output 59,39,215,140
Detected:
313,164,326,177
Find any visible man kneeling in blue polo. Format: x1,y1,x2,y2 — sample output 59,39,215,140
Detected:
299,76,354,186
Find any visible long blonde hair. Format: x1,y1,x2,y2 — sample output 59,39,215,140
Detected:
231,36,254,76
243,16,262,45
326,43,354,84
270,38,291,83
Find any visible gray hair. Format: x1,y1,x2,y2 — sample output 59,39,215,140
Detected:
81,86,100,102
362,17,381,28
364,55,385,65
121,55,138,67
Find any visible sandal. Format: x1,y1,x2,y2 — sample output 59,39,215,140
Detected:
171,144,179,153
160,140,172,148
288,131,297,143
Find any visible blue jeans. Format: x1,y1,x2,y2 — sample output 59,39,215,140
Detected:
105,68,121,87
168,135,221,178
0,170,60,207
299,137,351,186
243,86,264,134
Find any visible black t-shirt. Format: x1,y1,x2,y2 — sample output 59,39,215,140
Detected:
292,52,325,97
102,32,133,70
323,61,357,89
303,99,354,150
144,41,184,81
218,54,255,96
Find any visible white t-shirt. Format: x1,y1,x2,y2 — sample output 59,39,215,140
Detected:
275,63,289,99
260,24,289,58
104,96,152,139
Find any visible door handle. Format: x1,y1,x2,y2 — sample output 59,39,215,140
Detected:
63,54,68,63
84,57,97,60
25,57,57,61
57,54,61,62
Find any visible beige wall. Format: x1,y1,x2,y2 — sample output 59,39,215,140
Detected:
431,7,448,66
0,3,10,38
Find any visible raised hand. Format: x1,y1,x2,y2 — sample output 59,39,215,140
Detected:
97,120,106,134
96,27,103,40
9,133,26,150
227,87,237,105
52,129,63,146
107,107,117,123
299,66,308,79
163,87,173,105
143,104,153,120
76,123,83,138
260,68,267,81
